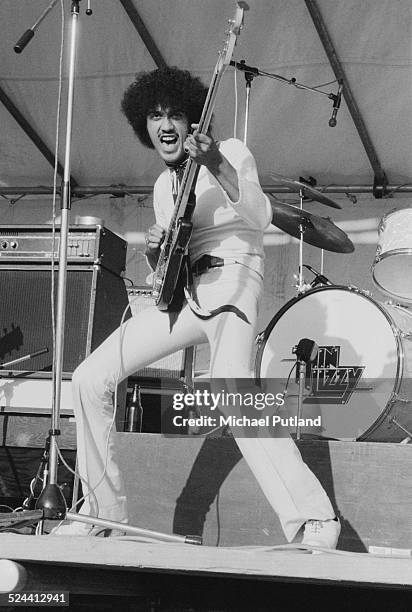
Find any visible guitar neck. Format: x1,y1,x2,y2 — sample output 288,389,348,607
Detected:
152,2,247,308
169,64,227,225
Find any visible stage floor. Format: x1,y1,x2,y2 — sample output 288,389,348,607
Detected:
1,533,411,591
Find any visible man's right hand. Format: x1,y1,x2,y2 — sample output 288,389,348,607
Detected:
144,224,165,269
145,224,165,252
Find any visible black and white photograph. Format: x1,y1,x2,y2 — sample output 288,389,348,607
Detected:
0,1,411,610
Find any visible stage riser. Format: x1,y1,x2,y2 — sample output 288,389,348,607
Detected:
115,435,412,552
1,426,411,552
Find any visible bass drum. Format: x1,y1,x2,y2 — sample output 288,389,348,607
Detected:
255,285,412,441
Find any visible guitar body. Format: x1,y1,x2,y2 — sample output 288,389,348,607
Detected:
152,2,247,310
153,218,193,310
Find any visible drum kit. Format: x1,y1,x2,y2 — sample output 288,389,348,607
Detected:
255,175,412,444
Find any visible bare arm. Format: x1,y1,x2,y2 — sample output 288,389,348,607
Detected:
184,125,239,202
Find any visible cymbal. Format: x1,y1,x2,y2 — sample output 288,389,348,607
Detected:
270,199,354,253
270,173,342,210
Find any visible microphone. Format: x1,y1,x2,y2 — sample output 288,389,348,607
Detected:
303,264,332,287
13,0,59,54
328,81,343,127
293,338,319,363
14,29,35,54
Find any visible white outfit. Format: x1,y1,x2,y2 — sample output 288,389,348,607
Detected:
153,138,270,276
71,138,335,541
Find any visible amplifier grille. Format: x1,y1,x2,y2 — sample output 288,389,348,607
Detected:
0,268,128,373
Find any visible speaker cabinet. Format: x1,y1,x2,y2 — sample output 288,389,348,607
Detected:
0,267,129,373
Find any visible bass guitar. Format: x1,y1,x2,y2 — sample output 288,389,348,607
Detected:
152,2,248,310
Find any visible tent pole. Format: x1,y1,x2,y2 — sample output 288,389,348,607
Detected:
1,185,412,197
304,0,388,196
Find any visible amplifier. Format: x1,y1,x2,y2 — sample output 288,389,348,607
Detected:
0,225,127,277
0,266,129,372
127,286,194,382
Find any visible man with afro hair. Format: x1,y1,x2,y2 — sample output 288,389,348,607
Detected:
55,66,340,550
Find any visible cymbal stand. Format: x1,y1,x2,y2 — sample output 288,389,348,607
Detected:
1,0,201,546
297,188,306,292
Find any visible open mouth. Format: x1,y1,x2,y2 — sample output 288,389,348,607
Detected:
160,134,178,146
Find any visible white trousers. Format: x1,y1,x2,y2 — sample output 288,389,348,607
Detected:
71,264,335,541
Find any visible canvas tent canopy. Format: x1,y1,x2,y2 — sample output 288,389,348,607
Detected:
1,0,411,198
1,0,412,327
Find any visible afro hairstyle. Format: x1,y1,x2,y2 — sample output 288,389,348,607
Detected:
121,66,208,149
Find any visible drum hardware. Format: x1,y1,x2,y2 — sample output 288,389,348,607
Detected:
378,208,397,233
270,173,342,210
297,192,305,292
269,199,354,254
389,416,412,442
389,393,411,405
303,264,332,288
255,331,265,346
269,191,353,293
345,284,372,297
268,176,353,298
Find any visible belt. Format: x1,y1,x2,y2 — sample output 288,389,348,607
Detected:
191,255,226,276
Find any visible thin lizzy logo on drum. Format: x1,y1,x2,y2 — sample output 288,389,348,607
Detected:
304,346,364,404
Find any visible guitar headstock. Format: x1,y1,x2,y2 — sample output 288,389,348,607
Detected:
218,2,249,70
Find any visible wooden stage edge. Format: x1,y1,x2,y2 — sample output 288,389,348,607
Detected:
0,533,412,597
2,436,412,605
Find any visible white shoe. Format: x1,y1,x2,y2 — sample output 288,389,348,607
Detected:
301,518,341,549
49,520,111,537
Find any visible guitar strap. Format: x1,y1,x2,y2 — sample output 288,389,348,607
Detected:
167,165,250,327
183,259,250,324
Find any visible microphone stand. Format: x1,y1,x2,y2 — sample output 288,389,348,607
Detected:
293,339,318,440
236,60,256,145
1,0,201,546
230,59,340,106
34,0,81,526
296,358,306,440
231,60,339,292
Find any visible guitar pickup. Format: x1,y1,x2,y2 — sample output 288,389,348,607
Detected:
173,219,193,254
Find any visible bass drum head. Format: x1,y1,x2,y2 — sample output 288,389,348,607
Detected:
256,286,400,441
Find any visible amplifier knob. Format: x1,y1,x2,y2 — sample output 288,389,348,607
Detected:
0,241,8,249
